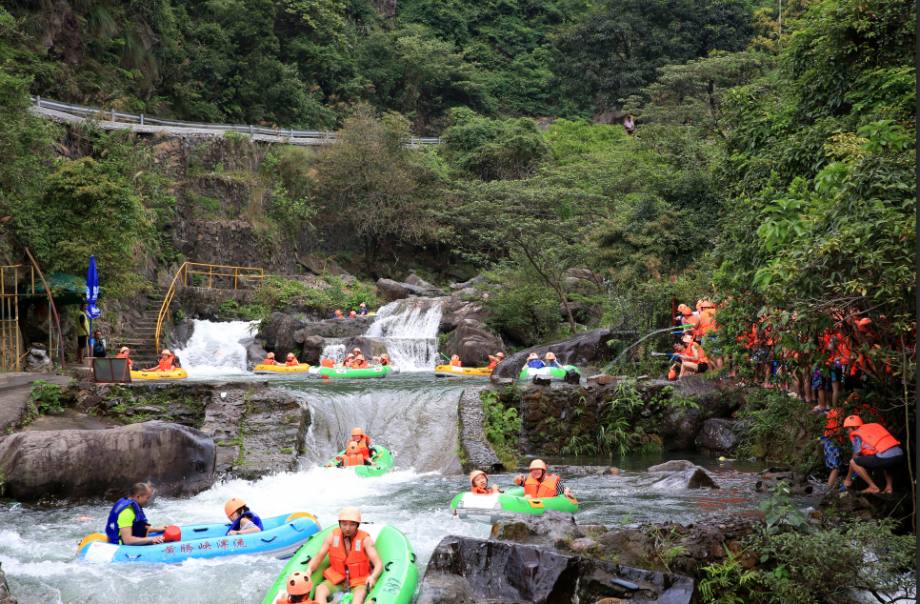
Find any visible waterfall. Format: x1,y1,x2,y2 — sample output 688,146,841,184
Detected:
174,319,258,374
319,338,348,363
299,380,464,474
363,298,444,371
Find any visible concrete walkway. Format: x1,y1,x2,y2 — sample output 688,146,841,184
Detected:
0,373,74,433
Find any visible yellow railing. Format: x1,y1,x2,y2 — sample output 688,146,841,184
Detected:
154,262,265,351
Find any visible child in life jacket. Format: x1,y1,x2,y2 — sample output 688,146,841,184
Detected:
263,352,277,365
449,354,462,367
469,470,500,494
224,497,263,535
275,572,318,604
285,352,300,366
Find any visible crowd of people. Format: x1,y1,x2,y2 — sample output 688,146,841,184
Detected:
333,302,369,320
666,299,720,380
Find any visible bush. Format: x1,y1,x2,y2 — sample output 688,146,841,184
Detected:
484,269,561,347
736,388,823,470
24,380,64,424
255,276,379,315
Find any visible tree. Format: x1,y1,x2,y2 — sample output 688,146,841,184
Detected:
311,104,441,267
441,108,548,180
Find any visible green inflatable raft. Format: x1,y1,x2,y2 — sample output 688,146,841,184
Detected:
325,445,394,477
310,365,393,379
450,486,579,517
518,364,581,384
261,524,418,604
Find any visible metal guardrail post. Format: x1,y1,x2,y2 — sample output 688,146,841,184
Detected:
140,114,144,125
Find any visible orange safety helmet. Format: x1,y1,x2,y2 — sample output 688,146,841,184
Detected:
469,469,487,485
529,459,548,471
285,572,313,597
224,497,246,519
351,427,365,437
843,415,864,428
338,507,362,523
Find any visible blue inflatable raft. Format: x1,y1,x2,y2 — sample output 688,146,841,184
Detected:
76,511,320,564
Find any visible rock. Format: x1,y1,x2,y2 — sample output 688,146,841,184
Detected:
0,421,215,501
457,388,503,471
815,489,912,531
298,335,326,364
294,318,373,340
442,319,504,366
200,386,308,479
569,537,598,553
419,535,694,604
695,418,741,453
449,275,487,291
491,511,584,547
241,337,268,367
754,468,813,495
376,278,411,301
0,561,14,604
404,273,445,296
296,254,350,277
658,406,703,451
24,344,52,372
647,461,718,490
440,299,489,331
258,312,306,357
492,329,615,379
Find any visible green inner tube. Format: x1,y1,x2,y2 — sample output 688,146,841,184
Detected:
518,364,581,381
260,524,418,604
312,365,392,379
450,485,579,516
325,445,394,478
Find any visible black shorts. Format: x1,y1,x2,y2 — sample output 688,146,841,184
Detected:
77,335,87,348
854,453,903,470
697,362,709,373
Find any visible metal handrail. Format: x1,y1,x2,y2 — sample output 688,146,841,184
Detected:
154,262,266,351
31,96,442,146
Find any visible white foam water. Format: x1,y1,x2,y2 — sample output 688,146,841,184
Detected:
174,319,258,374
364,298,443,371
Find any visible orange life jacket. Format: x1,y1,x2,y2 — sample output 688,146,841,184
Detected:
343,440,370,467
263,358,277,366
851,423,900,456
286,359,300,366
450,358,462,367
823,408,842,438
523,473,561,498
156,356,175,371
320,358,334,368
352,357,368,369
275,596,317,604
471,485,490,494
116,352,133,369
323,528,371,587
487,357,499,370
684,342,709,365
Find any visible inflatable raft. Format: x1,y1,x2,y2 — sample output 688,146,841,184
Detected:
450,486,579,517
254,363,311,374
326,445,394,477
77,512,320,564
130,368,188,381
518,365,581,384
310,365,392,379
434,364,492,378
261,524,417,604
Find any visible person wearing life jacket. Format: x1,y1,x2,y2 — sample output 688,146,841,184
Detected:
675,303,700,336
275,572,319,604
843,416,903,494
348,310,357,319
819,408,847,488
377,353,390,366
116,346,134,369
487,351,505,370
525,352,544,369
263,352,278,366
358,303,368,316
149,349,176,372
469,470,500,494
224,497,263,535
513,459,572,499
352,353,369,369
306,507,383,604
104,482,168,545
334,309,344,320
285,352,300,366
337,427,375,467
449,354,462,367
343,353,355,368
677,334,710,378
320,356,335,368
543,351,561,368
823,325,852,408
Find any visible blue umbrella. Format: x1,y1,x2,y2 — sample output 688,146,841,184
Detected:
85,256,101,352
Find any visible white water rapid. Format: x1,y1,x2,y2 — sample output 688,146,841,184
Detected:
174,319,258,375
363,298,443,371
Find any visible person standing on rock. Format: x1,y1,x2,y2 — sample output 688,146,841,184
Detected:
76,302,90,360
305,507,383,604
104,482,169,545
513,459,573,499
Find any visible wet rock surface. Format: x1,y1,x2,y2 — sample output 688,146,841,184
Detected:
0,562,14,604
419,534,695,604
457,387,503,471
0,420,216,501
376,276,444,301
695,418,741,453
646,461,719,490
442,319,504,366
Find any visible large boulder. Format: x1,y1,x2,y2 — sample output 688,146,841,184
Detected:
419,535,694,604
376,278,412,301
404,273,445,296
241,337,268,367
0,421,215,501
442,319,504,366
258,312,306,356
491,511,585,547
294,317,373,340
695,418,741,453
492,329,615,379
646,460,718,490
24,344,52,373
440,299,489,332
657,406,704,451
299,335,327,365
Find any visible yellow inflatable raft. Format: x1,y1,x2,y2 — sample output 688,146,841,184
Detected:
130,368,188,381
253,363,311,373
434,365,492,378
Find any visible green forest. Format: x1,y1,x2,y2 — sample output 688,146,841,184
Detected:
0,0,915,601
